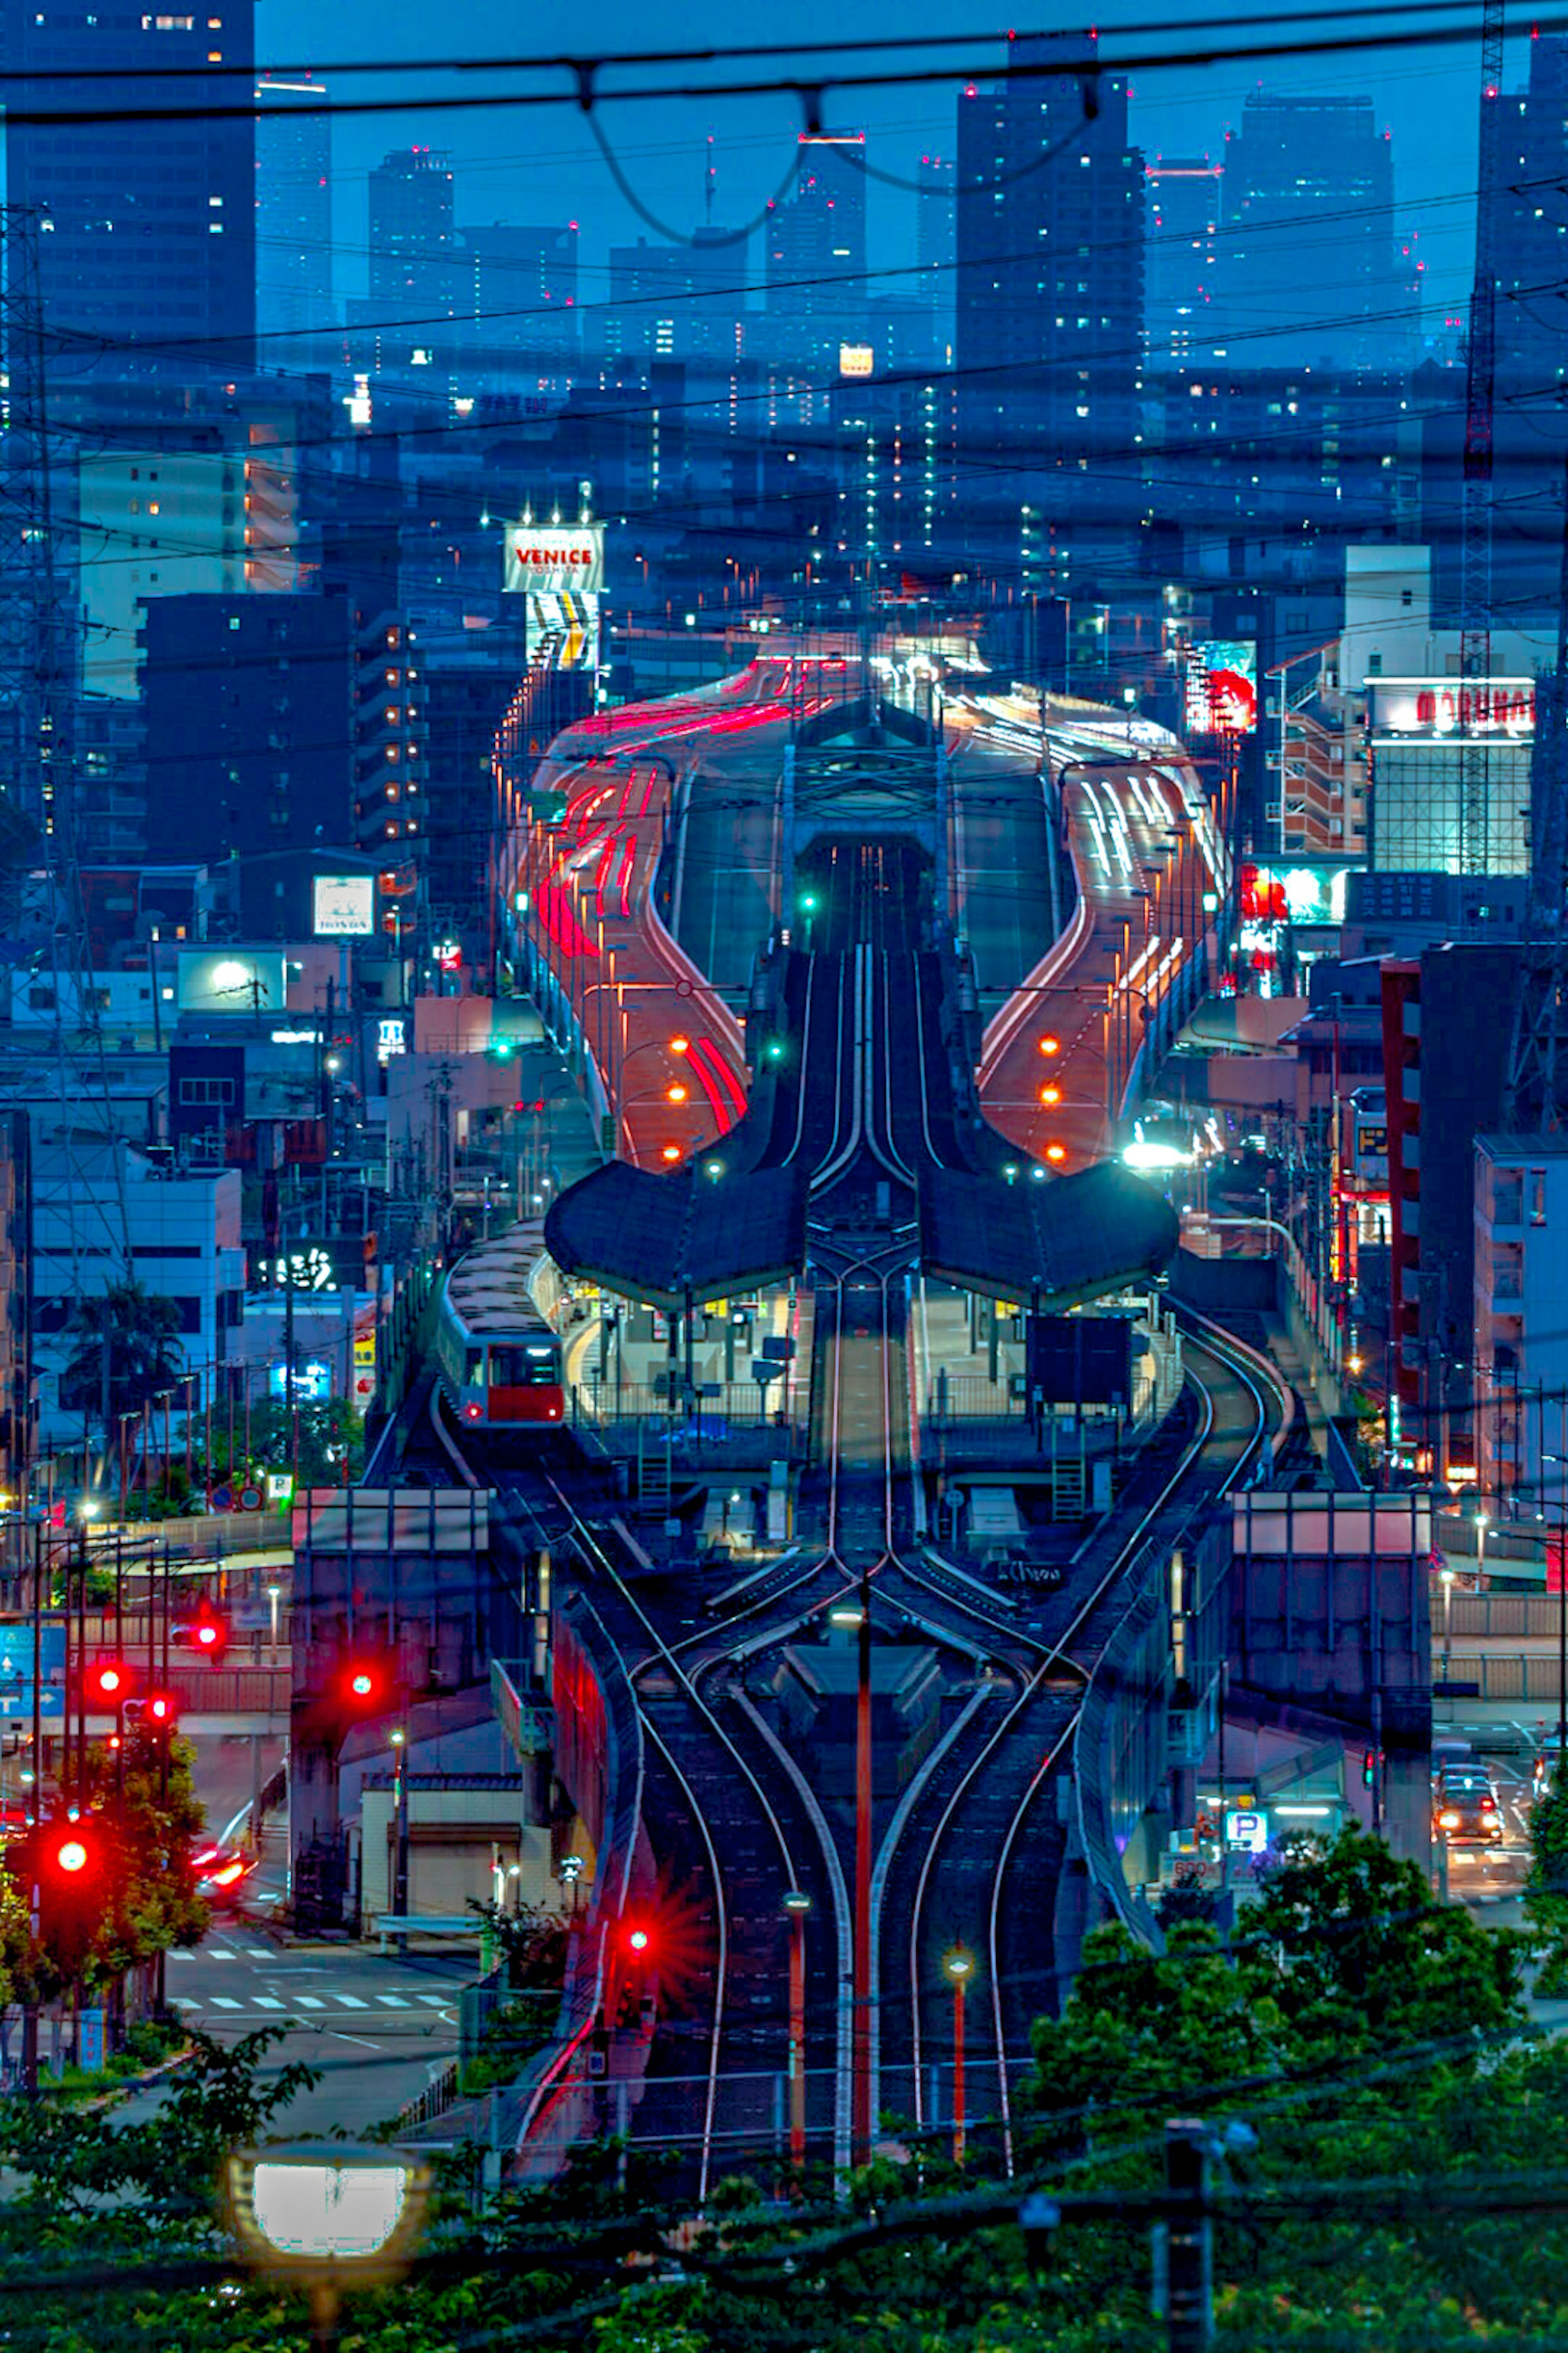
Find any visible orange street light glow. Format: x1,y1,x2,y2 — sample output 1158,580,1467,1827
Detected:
1040,1084,1061,1105
666,1083,688,1103
670,1034,690,1055
661,1143,682,1163
1038,1035,1062,1057
1045,1143,1067,1164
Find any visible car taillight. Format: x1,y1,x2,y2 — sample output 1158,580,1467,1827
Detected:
464,1402,482,1422
1481,1798,1496,1812
209,1861,246,1887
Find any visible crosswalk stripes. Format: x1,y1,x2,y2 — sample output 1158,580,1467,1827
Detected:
327,1993,369,2007
208,1996,244,2010
249,1997,286,2010
292,1996,326,2009
372,1995,410,2008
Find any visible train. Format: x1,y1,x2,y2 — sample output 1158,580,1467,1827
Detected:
434,1222,568,1430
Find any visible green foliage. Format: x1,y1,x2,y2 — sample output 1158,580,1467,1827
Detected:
4,1824,1568,2351
60,1279,184,1441
0,1725,209,2005
459,1990,561,2095
469,1896,570,1990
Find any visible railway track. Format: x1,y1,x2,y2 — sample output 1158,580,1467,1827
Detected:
425,811,1297,2199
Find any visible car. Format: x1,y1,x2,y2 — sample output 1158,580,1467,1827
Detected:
190,1842,257,1906
1433,1769,1503,1846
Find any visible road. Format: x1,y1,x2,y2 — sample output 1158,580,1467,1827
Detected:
158,1922,469,2139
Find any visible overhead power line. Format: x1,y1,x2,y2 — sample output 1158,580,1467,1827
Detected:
2,3,1567,129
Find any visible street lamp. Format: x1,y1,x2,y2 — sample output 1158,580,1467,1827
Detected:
942,1946,975,2167
782,1888,811,2177
1439,1565,1456,1681
226,2143,432,2349
267,1582,282,1663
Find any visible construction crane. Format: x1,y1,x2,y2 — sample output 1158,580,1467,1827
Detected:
1458,0,1504,874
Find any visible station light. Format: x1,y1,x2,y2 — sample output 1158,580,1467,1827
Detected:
336,1656,396,1718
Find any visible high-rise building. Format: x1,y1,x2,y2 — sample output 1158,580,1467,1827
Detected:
1463,33,1568,609
256,76,333,346
764,134,868,358
368,149,458,324
2,0,257,362
1218,93,1403,368
462,223,579,355
605,230,745,360
916,154,956,357
955,32,1144,562
1145,156,1221,365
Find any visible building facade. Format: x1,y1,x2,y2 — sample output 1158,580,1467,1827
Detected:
3,0,256,361
955,32,1144,560
1218,91,1404,370
256,76,333,345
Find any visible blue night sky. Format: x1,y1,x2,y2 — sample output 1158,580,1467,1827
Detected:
256,1,1510,328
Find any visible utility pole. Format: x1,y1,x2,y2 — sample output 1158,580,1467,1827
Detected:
1161,2121,1214,2350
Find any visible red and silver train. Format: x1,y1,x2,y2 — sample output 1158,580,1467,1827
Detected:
434,1223,567,1430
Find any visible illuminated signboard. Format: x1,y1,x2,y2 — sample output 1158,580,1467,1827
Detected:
177,949,287,1016
839,343,875,378
312,874,376,938
503,523,605,672
268,1359,332,1401
1238,862,1358,926
1184,638,1257,735
1368,676,1535,738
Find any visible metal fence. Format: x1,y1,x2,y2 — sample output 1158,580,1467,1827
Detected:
1442,1655,1568,1704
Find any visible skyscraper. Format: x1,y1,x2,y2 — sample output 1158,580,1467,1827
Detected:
1218,93,1402,368
955,32,1144,555
256,76,332,347
1145,156,1222,365
916,154,956,357
462,223,579,356
368,149,458,324
764,134,868,359
3,0,257,362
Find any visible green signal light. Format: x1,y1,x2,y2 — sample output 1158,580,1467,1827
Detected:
490,1039,514,1061
799,892,819,914
766,1039,785,1062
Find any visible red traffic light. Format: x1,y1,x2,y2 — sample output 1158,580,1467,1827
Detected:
192,1604,229,1665
40,1822,100,1881
146,1692,178,1729
623,1921,652,1956
86,1660,128,1705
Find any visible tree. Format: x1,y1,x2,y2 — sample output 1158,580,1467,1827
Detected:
1525,1761,1568,1991
0,1725,209,2007
59,1278,183,1449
